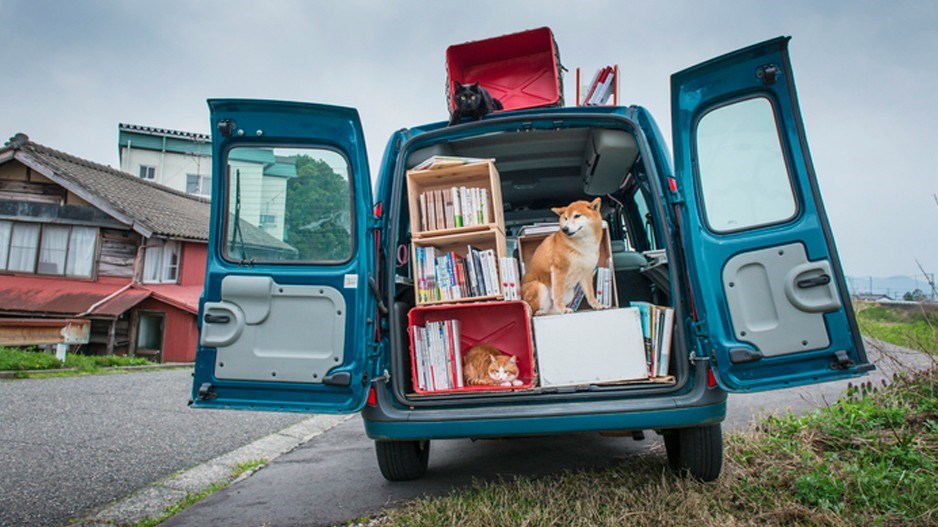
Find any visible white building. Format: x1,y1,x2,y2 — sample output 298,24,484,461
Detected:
118,124,292,240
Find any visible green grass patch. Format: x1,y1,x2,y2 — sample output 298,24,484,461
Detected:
369,367,938,527
0,346,155,377
857,303,938,354
132,459,268,527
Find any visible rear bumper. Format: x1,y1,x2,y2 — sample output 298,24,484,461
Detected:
362,364,727,440
364,398,726,440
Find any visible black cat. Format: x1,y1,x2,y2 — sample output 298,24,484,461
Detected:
449,82,504,126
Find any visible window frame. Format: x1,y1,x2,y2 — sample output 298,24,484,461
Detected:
139,165,156,180
0,220,99,278
186,173,212,197
142,238,180,284
692,94,800,235
220,144,357,266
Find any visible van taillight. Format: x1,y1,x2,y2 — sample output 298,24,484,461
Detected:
367,386,378,406
706,368,717,388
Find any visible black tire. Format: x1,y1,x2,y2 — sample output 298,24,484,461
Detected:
664,424,723,482
663,430,681,471
375,440,430,481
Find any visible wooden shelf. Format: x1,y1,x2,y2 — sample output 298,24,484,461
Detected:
407,161,505,238
407,160,508,307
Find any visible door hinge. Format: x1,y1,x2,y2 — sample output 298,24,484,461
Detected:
829,350,855,370
370,369,390,384
689,350,710,363
197,383,217,401
367,339,385,359
689,318,707,338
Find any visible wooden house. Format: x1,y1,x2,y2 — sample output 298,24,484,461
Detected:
0,133,212,362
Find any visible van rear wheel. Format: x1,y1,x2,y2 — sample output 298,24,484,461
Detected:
375,440,430,481
663,424,723,482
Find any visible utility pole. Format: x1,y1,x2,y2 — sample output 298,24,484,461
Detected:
915,259,937,302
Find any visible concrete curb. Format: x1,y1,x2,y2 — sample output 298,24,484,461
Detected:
0,362,193,379
73,414,351,526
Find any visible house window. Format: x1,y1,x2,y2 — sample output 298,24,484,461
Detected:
142,239,179,283
0,220,97,277
186,174,212,197
139,165,156,180
259,213,277,226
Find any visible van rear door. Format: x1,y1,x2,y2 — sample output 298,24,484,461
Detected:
191,99,376,413
670,37,870,392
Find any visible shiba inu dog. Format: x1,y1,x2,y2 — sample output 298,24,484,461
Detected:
522,198,605,315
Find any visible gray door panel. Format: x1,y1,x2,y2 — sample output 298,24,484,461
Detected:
723,243,839,357
202,275,347,383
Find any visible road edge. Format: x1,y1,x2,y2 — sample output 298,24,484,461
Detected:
73,414,352,526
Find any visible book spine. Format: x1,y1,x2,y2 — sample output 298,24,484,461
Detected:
451,187,463,228
451,319,464,388
479,188,492,224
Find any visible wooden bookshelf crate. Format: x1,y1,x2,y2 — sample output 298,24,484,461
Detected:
407,161,505,239
412,229,507,306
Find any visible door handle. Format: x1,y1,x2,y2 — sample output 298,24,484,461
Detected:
204,314,231,324
797,274,831,289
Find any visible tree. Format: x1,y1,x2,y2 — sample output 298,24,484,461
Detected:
903,289,926,302
284,155,351,261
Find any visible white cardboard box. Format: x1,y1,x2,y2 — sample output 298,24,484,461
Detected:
533,307,647,387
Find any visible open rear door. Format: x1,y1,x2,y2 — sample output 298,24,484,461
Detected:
191,99,376,412
671,37,870,392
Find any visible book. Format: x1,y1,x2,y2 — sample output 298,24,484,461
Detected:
499,256,521,301
451,187,463,227
411,318,466,392
657,306,674,377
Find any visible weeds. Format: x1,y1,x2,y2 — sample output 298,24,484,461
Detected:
371,367,937,527
0,346,155,377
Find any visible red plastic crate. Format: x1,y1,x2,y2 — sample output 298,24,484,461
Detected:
446,27,563,113
408,301,535,394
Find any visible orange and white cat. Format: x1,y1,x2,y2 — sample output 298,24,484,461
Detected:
522,198,605,315
463,344,522,387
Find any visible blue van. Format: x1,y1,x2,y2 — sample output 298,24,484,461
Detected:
190,37,871,482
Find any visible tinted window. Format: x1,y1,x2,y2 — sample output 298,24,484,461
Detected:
224,147,352,263
696,97,796,232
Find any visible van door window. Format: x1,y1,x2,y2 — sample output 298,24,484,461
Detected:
224,147,353,263
695,97,797,233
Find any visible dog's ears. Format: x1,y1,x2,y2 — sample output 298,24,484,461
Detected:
551,206,565,217
590,197,602,212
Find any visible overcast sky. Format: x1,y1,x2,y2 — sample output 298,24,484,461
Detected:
1,0,935,281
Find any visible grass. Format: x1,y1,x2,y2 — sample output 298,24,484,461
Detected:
131,459,268,527
363,367,937,527
856,302,938,355
0,346,155,378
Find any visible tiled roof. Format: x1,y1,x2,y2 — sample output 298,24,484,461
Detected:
118,123,210,142
2,133,210,241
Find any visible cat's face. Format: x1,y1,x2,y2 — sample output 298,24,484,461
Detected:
487,354,519,383
454,82,482,110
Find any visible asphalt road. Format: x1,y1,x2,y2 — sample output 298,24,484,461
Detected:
163,340,932,527
0,368,309,527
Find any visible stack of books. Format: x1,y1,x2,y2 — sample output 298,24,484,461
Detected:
499,256,521,301
412,319,463,391
629,301,675,378
419,187,490,231
567,267,614,310
414,245,502,303
595,267,614,308
582,66,615,106
412,155,490,171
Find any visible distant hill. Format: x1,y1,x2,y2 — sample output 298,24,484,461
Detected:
846,275,936,300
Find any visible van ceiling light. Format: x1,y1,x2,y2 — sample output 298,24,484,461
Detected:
513,182,538,190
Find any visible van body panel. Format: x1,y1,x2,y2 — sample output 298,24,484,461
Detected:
670,37,869,392
191,99,376,413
